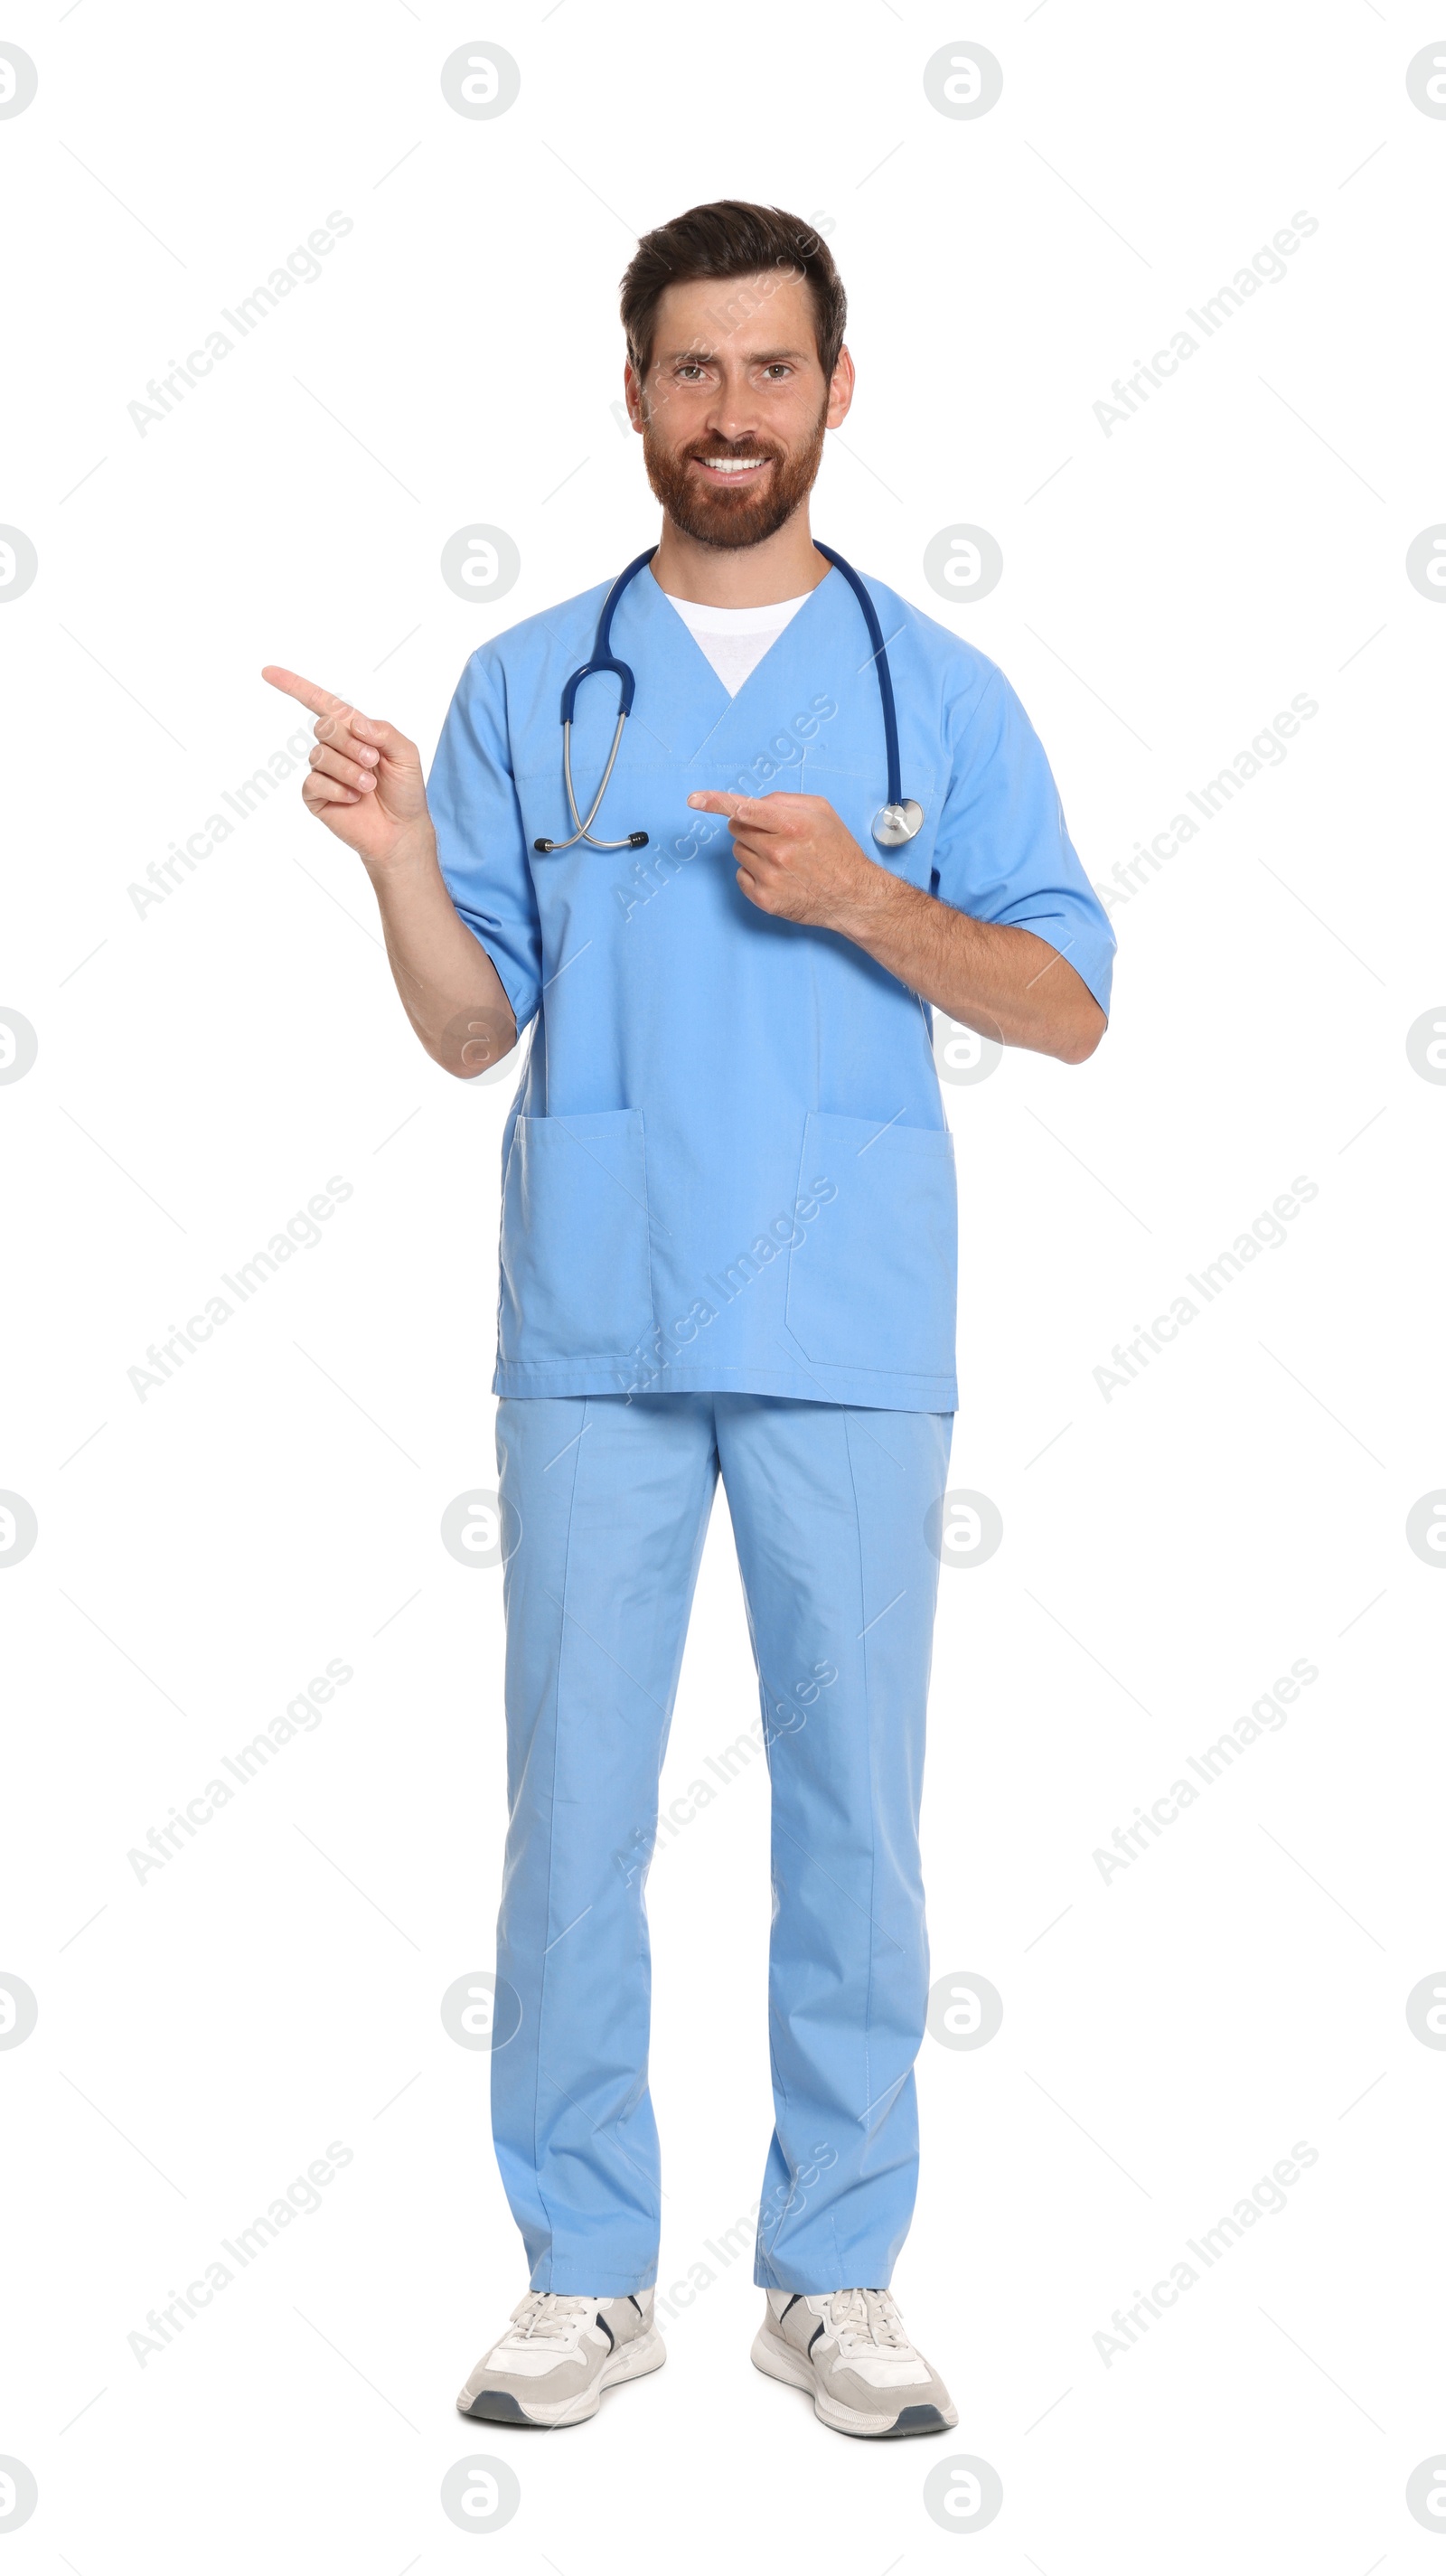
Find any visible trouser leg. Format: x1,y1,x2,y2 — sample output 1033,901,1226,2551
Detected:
715,1396,952,2291
492,1393,718,2292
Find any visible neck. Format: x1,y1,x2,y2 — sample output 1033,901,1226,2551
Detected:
650,507,829,608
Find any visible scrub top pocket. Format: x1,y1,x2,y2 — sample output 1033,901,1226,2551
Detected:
498,1108,654,1367
785,1110,958,1383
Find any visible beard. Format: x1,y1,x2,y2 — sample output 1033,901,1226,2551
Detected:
641,401,827,550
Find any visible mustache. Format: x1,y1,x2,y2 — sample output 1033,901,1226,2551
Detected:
682,440,782,464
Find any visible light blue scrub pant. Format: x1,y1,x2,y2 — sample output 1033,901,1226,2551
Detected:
491,1392,952,2295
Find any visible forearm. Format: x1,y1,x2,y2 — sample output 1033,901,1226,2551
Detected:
258,668,520,1076
825,863,1106,1064
366,827,518,1077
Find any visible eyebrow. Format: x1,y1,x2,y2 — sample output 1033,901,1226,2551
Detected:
659,345,810,367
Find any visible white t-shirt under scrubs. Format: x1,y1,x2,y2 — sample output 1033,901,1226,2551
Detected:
666,590,812,697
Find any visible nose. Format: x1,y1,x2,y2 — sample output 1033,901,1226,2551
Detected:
702,375,765,447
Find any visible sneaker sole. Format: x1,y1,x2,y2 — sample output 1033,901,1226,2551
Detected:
458,2323,666,2429
750,2321,957,2440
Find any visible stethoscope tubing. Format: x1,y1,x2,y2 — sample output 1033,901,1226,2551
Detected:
533,541,915,856
534,548,657,854
811,542,904,815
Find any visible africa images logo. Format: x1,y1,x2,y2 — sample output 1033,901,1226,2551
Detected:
126,213,354,437
1091,212,1319,436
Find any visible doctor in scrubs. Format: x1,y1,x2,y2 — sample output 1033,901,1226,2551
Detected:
266,200,1113,2441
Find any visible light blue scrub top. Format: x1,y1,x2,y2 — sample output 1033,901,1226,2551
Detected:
428,563,1115,1415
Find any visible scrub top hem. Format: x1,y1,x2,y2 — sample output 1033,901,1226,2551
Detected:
492,1359,959,1414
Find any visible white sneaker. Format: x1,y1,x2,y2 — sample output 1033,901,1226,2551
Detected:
751,2287,958,2438
456,2289,665,2429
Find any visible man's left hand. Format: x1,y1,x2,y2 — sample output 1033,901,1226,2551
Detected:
686,789,883,929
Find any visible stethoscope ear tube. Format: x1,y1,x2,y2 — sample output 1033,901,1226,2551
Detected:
533,706,648,853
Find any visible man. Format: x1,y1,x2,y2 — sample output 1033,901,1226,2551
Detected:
266,200,1113,2440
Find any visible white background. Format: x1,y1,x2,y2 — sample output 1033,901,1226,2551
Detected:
3,2,1445,2567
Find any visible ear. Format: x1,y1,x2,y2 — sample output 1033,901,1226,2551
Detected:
622,360,647,434
825,343,855,432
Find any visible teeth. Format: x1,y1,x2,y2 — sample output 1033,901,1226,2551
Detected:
703,456,767,473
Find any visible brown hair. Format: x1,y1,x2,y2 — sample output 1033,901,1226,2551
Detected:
620,200,846,383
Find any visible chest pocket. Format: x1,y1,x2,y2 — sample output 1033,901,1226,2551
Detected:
784,1110,957,1381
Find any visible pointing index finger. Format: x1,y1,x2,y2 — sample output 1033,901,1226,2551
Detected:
261,665,354,722
688,790,764,822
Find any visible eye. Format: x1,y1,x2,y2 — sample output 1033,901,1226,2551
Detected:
762,364,793,381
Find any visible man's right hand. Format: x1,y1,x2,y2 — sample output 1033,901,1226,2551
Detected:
261,667,432,872
259,663,518,1078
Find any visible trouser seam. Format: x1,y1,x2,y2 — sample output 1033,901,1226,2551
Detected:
840,1405,877,2292
531,1395,589,2285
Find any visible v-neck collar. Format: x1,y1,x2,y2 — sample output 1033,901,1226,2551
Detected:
641,562,837,717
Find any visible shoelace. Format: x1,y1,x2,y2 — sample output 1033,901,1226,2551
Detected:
497,2292,594,2352
824,2288,915,2357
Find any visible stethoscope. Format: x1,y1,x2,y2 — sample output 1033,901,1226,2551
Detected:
532,542,924,856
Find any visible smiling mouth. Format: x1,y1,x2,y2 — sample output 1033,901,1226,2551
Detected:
692,454,774,480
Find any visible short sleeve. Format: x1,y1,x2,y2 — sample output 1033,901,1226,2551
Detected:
932,668,1115,1018
427,653,544,1034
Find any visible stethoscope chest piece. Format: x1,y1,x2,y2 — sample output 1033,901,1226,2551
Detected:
873,799,924,850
